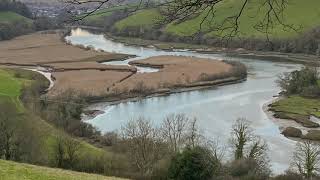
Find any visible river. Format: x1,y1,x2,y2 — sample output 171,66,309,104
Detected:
66,28,302,174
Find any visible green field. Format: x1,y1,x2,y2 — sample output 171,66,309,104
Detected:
0,69,22,97
98,0,320,39
0,11,32,24
166,0,320,38
271,96,320,118
0,160,124,180
114,9,163,30
270,95,320,128
83,5,127,23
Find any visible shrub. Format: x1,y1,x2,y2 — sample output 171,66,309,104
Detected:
168,146,221,180
228,158,269,180
277,67,319,95
273,171,304,180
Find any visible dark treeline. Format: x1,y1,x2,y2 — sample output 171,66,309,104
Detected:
0,16,62,41
0,0,32,18
0,21,33,41
112,25,320,55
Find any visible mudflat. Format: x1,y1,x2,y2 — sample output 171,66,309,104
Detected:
0,32,136,96
118,56,233,89
51,70,133,96
0,33,241,98
0,32,130,70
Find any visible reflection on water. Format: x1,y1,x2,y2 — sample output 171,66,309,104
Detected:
66,28,302,174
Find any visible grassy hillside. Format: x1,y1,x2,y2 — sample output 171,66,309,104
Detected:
83,6,127,23
270,96,320,118
104,0,320,39
0,160,124,180
0,68,116,174
166,0,320,38
0,11,32,24
82,5,137,27
114,9,163,30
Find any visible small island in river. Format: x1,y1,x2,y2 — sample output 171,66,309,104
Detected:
267,67,320,141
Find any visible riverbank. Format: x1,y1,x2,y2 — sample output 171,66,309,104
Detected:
73,26,320,66
106,34,320,66
266,95,320,141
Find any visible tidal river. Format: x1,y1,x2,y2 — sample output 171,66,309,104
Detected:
66,28,301,174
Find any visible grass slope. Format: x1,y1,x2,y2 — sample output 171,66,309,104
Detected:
0,69,22,97
0,160,124,180
109,0,320,39
82,5,136,26
0,11,32,24
83,6,126,22
114,9,163,30
0,68,111,173
270,95,320,128
166,0,320,38
271,96,320,117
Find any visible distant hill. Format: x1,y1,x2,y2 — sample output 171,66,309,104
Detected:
0,11,32,24
0,11,33,40
0,160,125,180
84,0,320,39
18,0,60,5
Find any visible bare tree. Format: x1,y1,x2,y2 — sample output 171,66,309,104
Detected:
292,141,320,179
205,139,225,164
0,118,14,160
187,117,202,148
229,118,271,178
230,118,269,162
53,135,66,168
64,138,81,169
0,102,19,160
160,114,204,153
161,113,189,153
52,134,81,169
121,117,162,176
230,118,253,160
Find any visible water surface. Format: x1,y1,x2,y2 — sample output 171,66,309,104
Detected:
66,28,301,174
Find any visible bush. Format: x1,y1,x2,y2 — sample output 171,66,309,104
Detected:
273,171,303,180
168,146,221,180
0,0,32,18
277,67,319,96
228,159,269,180
301,85,320,97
